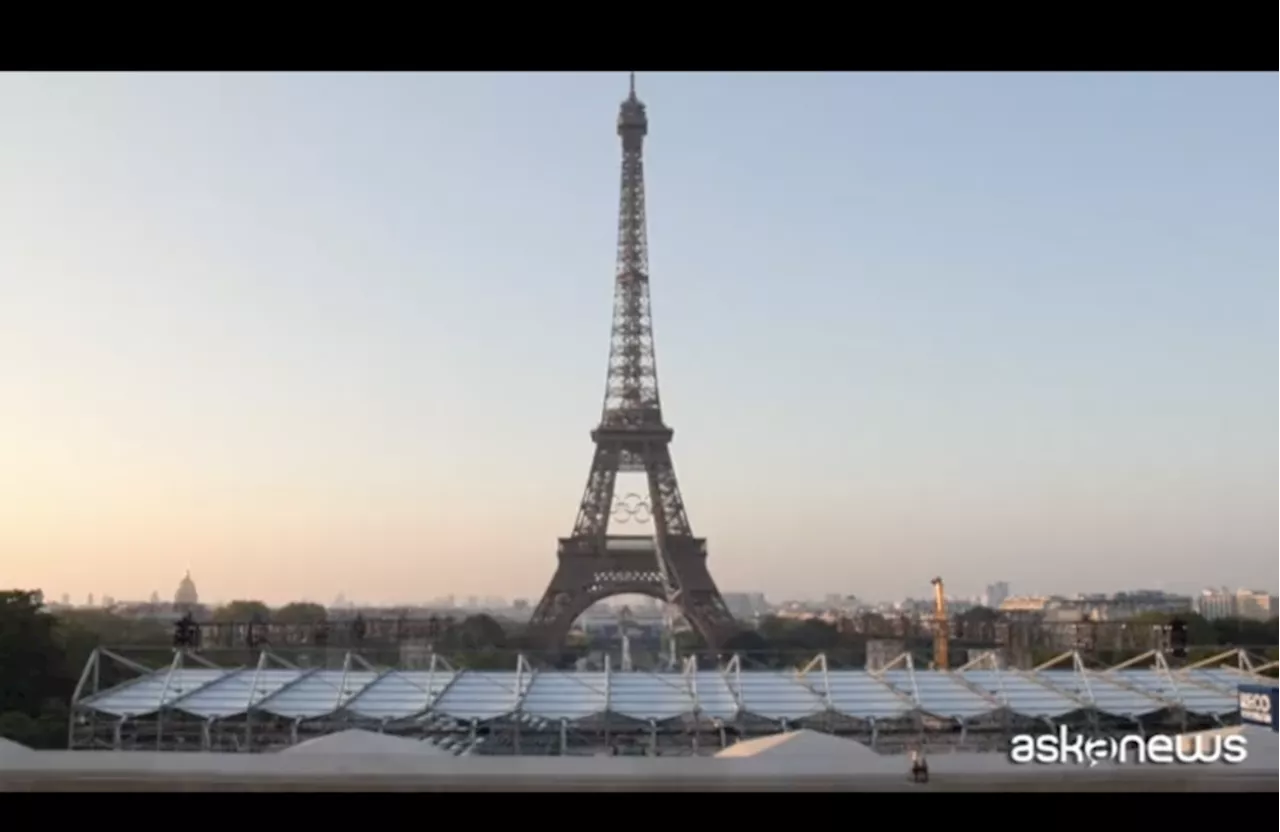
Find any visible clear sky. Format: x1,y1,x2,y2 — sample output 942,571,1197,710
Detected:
1,72,1275,607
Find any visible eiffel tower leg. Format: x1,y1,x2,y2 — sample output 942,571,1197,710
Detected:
642,443,693,538
527,445,619,642
640,443,736,648
675,574,739,648
527,561,594,646
570,444,618,540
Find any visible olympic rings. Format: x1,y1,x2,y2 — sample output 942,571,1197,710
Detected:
611,493,651,524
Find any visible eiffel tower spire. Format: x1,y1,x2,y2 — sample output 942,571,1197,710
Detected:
605,71,660,430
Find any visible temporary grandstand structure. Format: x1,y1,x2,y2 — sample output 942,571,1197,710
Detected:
66,645,1277,755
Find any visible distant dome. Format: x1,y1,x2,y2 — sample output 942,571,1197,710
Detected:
174,571,199,607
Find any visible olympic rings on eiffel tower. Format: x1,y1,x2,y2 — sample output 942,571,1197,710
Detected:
611,493,651,524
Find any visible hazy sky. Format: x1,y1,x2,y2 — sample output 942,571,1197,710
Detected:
1,72,1275,606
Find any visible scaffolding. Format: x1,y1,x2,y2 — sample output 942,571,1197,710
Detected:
68,646,1276,755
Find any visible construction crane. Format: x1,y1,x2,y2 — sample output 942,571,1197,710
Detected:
930,577,949,670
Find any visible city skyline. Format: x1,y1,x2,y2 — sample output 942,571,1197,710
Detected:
1,72,1275,605
45,579,1280,611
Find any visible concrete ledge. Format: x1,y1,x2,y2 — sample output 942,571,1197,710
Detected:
2,752,1275,792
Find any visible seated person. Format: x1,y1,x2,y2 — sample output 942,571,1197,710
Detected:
909,748,930,783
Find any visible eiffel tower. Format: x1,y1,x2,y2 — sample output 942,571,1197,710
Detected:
526,75,738,649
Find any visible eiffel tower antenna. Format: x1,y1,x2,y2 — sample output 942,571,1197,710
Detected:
527,75,738,650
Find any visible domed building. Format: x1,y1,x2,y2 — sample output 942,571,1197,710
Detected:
174,571,199,609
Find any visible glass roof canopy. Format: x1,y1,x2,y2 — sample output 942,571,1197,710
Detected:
74,649,1267,725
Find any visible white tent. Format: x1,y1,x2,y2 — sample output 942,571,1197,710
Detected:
715,730,901,773
0,737,31,761
281,729,451,757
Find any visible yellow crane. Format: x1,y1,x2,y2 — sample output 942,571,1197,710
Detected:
931,577,948,670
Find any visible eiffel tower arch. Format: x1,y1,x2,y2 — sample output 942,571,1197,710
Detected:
526,76,738,649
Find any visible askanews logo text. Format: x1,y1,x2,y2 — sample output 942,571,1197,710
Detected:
1009,726,1248,767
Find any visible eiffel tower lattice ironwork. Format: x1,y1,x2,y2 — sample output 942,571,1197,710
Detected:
527,75,739,649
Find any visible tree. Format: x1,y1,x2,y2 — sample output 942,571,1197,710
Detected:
723,629,768,654
453,614,507,650
213,600,271,623
1210,616,1278,649
0,590,76,748
855,611,889,636
955,606,1002,642
754,615,840,651
756,615,795,643
56,608,169,647
273,602,328,625
0,591,73,714
790,619,841,651
1128,611,1216,647
960,606,1001,625
0,711,42,747
53,609,172,686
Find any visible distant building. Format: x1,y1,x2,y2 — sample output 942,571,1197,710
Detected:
999,596,1053,613
982,582,1010,609
1102,591,1192,620
1194,588,1238,620
999,591,1190,622
722,592,769,620
1235,590,1277,622
174,571,199,609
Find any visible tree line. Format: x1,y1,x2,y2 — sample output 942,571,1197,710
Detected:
0,589,516,748
720,609,1279,670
